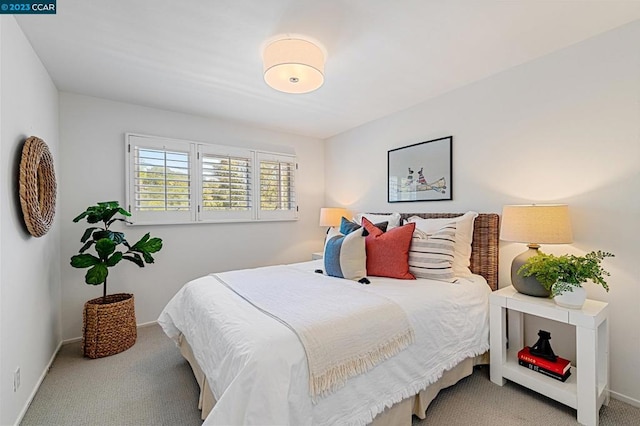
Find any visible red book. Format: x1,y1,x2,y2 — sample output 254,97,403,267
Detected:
518,359,572,382
517,346,571,375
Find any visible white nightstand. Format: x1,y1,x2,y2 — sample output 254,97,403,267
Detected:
490,286,609,426
311,252,323,260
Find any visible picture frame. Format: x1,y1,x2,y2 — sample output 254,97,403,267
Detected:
388,136,452,202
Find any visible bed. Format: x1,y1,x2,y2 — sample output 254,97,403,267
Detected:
158,212,499,425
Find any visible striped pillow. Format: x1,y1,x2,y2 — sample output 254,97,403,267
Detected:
408,224,457,282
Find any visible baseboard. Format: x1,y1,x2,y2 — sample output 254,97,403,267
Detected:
14,339,63,426
138,320,158,328
62,320,159,345
610,389,640,408
61,336,82,344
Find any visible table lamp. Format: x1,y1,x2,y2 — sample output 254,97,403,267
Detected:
319,207,348,231
500,204,573,297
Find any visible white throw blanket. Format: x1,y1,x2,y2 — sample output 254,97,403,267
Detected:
214,265,415,398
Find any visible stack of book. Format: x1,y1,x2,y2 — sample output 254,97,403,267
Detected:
517,346,572,382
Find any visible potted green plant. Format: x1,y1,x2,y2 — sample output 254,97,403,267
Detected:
518,250,614,309
70,201,163,358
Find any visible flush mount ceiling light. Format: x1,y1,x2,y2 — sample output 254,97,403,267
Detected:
263,37,326,94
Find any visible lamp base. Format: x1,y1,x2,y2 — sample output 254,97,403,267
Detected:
511,246,550,297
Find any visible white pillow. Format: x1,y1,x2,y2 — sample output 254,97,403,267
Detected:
406,211,478,277
354,212,401,229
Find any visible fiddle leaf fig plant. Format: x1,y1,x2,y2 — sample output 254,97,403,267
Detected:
70,201,163,301
518,250,614,298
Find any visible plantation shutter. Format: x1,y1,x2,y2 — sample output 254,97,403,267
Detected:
134,149,190,211
126,134,298,224
257,152,297,220
126,135,195,224
198,145,254,221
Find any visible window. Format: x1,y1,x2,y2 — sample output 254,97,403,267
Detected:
127,135,195,224
198,144,254,222
126,134,297,224
258,152,297,220
135,149,190,211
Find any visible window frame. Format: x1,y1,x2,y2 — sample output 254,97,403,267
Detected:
126,134,196,225
125,133,298,225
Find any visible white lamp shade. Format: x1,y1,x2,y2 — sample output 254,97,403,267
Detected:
500,204,573,244
319,207,348,227
263,38,325,94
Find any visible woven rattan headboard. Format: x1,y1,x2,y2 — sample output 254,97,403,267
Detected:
373,213,500,291
397,213,500,291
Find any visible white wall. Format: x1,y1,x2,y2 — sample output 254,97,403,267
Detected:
59,93,326,340
0,16,3,426
0,16,61,425
325,21,640,404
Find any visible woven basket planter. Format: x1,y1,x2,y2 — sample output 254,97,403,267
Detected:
83,293,137,359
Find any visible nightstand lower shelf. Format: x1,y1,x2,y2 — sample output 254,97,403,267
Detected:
503,349,577,408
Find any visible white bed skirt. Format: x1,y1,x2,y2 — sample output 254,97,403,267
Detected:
178,334,488,425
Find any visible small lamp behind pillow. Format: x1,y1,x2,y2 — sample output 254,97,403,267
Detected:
319,207,349,232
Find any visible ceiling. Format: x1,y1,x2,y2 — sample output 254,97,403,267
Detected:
15,1,640,139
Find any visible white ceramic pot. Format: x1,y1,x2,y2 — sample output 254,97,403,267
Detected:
553,284,586,309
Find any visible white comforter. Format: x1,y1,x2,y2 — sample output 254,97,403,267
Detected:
158,260,491,426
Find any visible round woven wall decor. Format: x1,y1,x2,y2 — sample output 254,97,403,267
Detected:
19,136,57,237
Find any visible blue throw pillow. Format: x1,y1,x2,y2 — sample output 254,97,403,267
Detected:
339,217,388,236
324,226,367,280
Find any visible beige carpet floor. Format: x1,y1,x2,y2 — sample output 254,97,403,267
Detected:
21,325,202,426
21,324,640,425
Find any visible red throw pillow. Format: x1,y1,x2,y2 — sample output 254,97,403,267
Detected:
362,217,416,279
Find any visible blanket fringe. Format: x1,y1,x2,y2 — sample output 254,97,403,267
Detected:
310,328,416,399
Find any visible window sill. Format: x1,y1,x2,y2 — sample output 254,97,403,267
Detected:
127,217,299,226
